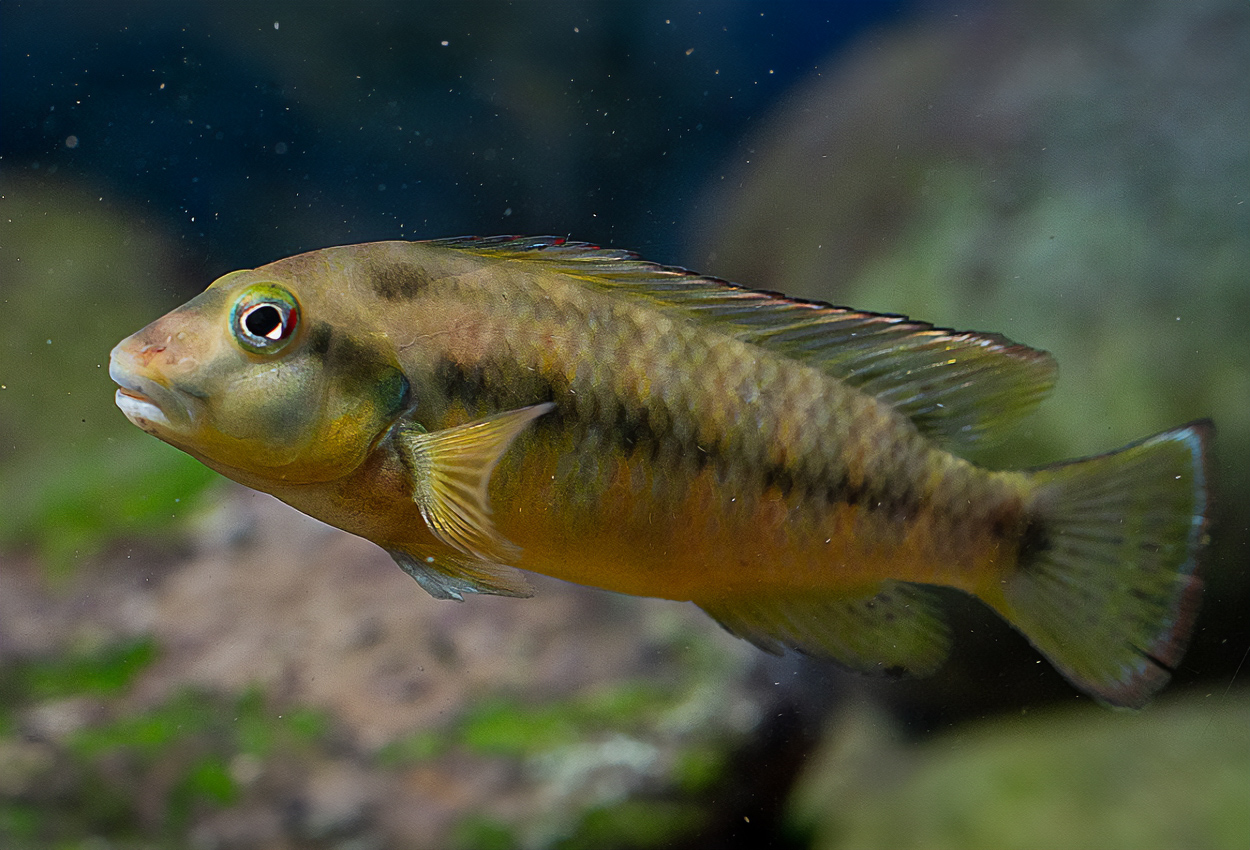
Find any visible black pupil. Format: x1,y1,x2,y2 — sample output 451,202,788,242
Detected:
244,304,284,339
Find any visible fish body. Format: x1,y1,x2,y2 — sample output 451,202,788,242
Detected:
109,237,1210,707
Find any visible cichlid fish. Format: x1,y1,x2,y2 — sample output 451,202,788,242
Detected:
109,237,1210,708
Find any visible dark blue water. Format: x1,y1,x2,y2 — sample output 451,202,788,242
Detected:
2,1,912,282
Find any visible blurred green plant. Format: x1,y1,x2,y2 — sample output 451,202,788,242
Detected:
450,814,520,850
461,684,671,758
789,691,1250,850
0,636,157,707
377,682,676,766
0,646,748,848
560,799,709,850
374,727,447,766
373,670,743,849
0,178,219,570
67,687,330,766
671,742,730,794
0,679,336,846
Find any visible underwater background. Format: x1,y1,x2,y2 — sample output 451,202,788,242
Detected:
2,1,1247,848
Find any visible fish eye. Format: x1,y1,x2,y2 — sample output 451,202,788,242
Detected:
231,285,300,355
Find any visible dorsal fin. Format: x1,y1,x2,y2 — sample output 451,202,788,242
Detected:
428,236,1057,449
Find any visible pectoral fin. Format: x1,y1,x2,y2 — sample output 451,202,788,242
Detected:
396,402,555,562
388,547,535,601
698,581,951,677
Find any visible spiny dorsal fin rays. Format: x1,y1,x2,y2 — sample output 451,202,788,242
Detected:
395,402,555,562
428,236,1057,450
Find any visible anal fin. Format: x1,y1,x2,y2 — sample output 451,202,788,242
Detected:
697,580,951,677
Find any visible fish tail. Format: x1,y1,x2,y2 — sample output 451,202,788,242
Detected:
989,421,1211,708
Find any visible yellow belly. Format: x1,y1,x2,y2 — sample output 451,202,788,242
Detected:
494,453,1022,604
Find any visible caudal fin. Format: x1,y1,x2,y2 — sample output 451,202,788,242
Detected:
992,421,1211,708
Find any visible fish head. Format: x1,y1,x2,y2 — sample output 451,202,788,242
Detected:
109,269,410,484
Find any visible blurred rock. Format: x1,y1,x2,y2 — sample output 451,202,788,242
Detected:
297,761,376,840
0,486,817,847
0,739,57,797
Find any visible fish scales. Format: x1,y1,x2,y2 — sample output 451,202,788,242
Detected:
363,252,1013,595
109,237,1210,707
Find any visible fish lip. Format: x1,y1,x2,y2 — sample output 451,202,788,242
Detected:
114,386,172,430
108,351,193,432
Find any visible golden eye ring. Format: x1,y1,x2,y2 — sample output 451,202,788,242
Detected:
231,285,300,355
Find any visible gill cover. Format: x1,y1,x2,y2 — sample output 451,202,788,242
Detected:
132,273,410,484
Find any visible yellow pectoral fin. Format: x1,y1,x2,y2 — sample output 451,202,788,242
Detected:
396,402,555,562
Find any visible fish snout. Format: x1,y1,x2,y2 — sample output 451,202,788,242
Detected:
133,340,168,366
109,332,197,433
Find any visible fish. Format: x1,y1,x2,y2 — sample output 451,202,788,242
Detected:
108,236,1210,708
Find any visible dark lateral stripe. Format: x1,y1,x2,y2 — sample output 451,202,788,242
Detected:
434,357,555,413
308,321,383,380
307,320,411,413
435,354,698,464
433,355,916,517
309,321,333,356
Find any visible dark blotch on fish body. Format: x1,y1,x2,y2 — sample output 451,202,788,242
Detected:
374,263,435,300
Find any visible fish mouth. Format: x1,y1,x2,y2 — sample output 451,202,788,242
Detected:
114,385,171,430
108,351,190,433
